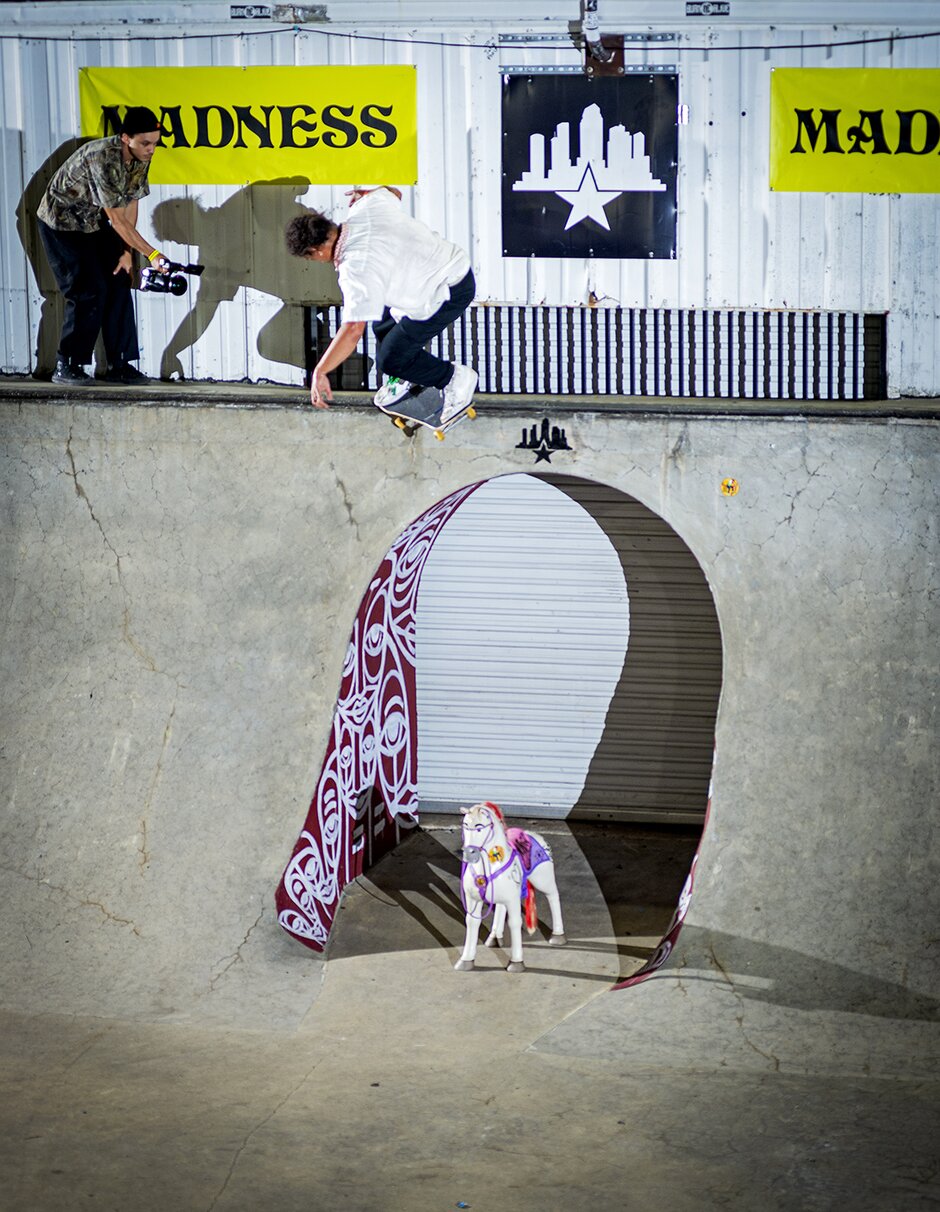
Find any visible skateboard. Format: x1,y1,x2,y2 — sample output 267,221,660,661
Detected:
373,381,477,441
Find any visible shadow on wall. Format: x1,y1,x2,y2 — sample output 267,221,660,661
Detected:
16,160,341,378
16,137,83,376
543,472,724,822
150,180,341,379
676,926,940,1023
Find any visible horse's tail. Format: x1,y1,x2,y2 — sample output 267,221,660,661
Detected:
524,885,538,935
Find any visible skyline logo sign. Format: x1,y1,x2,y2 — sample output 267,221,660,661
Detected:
502,74,678,259
512,102,667,232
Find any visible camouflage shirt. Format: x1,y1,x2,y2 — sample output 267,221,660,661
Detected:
37,136,151,234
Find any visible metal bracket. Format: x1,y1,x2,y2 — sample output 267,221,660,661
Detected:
498,32,677,44
501,64,677,75
585,35,624,77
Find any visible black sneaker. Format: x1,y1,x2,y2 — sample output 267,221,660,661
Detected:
51,360,91,385
104,361,150,384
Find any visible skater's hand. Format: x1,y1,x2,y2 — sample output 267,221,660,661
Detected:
310,370,333,409
114,250,133,276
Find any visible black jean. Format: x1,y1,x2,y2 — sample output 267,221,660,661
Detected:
371,268,475,389
38,219,139,366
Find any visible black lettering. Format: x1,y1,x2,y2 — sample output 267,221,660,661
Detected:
194,105,235,148
233,105,276,149
159,105,191,149
101,106,123,136
846,110,890,154
896,108,940,155
321,104,359,149
360,104,398,149
791,108,843,154
279,105,319,148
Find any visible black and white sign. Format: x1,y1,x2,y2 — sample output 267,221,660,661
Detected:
230,4,272,18
502,74,678,259
686,2,730,14
516,418,573,463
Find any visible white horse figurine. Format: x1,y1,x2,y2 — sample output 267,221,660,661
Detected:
455,801,566,973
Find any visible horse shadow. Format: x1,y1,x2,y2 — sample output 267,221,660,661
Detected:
327,827,467,962
148,180,341,380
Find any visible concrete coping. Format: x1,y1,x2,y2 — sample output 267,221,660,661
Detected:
1,374,938,420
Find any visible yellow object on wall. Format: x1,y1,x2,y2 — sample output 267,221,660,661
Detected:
79,66,418,186
770,68,940,193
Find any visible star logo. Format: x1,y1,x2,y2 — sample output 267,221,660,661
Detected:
555,163,622,231
516,418,572,464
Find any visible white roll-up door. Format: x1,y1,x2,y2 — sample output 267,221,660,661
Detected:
415,474,630,817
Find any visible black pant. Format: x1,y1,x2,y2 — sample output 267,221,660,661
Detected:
38,219,139,366
372,269,475,389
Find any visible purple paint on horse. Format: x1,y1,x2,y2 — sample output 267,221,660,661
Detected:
506,828,552,888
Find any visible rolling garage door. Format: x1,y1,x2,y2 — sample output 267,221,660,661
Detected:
415,473,723,823
415,474,629,818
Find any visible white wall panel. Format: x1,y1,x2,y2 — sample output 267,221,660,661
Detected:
0,7,937,393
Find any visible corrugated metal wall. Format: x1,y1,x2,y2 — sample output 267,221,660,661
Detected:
1,3,937,394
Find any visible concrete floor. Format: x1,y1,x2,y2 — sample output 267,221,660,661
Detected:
2,821,937,1212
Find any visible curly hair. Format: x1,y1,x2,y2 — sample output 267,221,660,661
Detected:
285,212,336,257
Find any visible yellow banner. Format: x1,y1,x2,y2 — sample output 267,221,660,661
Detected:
79,66,417,186
770,68,940,193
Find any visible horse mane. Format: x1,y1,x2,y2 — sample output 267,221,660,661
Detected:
481,800,505,824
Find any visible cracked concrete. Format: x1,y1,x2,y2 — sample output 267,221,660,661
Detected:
0,394,937,1208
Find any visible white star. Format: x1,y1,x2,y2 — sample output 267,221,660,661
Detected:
555,164,623,232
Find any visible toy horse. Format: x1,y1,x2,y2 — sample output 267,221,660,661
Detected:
455,801,566,973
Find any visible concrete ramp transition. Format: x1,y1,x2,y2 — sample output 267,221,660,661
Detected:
0,389,937,1209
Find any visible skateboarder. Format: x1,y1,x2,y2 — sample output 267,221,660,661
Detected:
285,186,477,415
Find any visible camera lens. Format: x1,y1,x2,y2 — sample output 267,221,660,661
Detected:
167,275,188,297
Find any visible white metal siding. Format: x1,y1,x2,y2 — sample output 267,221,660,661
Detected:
1,4,938,393
415,473,629,817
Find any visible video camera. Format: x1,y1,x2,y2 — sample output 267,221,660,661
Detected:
139,260,205,297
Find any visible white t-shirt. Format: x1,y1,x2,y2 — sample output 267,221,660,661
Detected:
335,189,470,324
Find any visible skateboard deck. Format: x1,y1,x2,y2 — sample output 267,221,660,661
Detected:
373,382,477,440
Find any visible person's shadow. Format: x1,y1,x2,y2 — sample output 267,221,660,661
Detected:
17,137,84,377
150,179,341,381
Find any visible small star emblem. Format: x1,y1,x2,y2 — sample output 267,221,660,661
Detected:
555,164,622,231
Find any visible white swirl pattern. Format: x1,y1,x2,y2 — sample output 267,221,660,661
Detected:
276,482,485,949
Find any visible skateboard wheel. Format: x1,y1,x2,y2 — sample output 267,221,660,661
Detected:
467,406,477,420
434,430,445,441
394,417,407,431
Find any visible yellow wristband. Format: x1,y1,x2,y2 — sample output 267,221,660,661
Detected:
148,249,164,263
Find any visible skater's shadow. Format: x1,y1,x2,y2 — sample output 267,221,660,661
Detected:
150,179,341,380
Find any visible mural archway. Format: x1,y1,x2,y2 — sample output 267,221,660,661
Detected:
276,474,722,988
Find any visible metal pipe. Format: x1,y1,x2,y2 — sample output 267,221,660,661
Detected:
581,0,614,62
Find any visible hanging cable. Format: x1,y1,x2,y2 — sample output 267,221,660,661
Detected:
0,24,937,54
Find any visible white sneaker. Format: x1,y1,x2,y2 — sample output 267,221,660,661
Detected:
440,364,477,423
375,376,413,407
